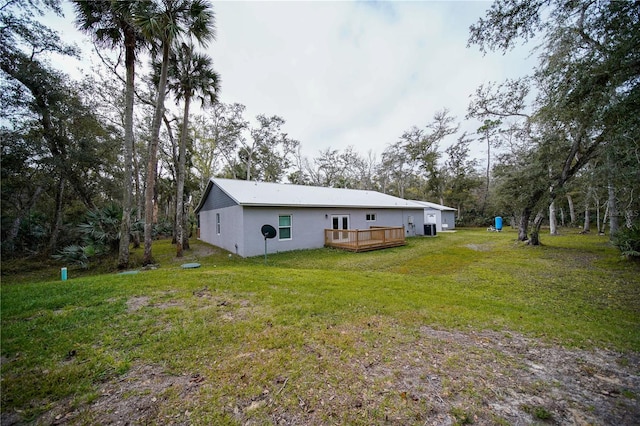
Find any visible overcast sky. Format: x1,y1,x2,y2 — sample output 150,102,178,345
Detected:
47,0,536,162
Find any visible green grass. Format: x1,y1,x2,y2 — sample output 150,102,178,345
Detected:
1,228,639,424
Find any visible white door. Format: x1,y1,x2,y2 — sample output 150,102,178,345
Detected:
331,215,350,241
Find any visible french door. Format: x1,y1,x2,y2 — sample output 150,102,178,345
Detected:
331,215,350,241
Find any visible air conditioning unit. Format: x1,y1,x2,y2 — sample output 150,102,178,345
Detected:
424,224,437,236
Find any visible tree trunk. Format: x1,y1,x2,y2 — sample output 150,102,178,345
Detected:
595,197,602,234
517,207,532,241
549,200,558,235
482,129,491,217
118,39,136,270
625,209,634,228
143,41,170,265
567,194,576,226
49,177,65,254
163,115,178,245
5,186,43,252
608,179,619,238
583,200,591,233
182,194,191,249
245,147,253,181
529,211,545,246
183,205,190,249
133,140,142,249
176,93,192,257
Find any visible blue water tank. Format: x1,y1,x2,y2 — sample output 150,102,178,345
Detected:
495,216,503,231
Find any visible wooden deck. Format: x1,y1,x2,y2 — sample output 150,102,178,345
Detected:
324,226,406,252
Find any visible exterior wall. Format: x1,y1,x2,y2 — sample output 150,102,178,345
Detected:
198,205,244,255
423,209,456,232
238,207,424,257
441,211,456,230
242,207,327,257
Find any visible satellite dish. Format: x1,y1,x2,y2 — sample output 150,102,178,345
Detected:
261,224,277,239
260,224,277,264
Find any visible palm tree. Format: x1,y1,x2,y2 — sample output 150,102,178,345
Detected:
136,0,215,265
73,0,144,269
167,43,220,257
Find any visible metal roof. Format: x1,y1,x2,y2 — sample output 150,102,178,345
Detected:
410,200,457,211
199,178,425,210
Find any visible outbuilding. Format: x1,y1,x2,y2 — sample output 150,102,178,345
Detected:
195,178,426,257
411,200,457,232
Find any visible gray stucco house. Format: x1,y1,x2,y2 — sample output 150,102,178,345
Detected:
411,200,457,232
195,178,425,257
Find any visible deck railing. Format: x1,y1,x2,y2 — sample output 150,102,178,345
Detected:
324,226,406,252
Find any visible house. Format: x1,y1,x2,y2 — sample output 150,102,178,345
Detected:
195,178,426,257
411,200,457,232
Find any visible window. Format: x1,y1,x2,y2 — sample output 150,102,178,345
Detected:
216,213,221,235
366,213,376,221
278,215,292,240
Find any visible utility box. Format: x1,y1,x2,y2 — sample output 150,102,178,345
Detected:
424,223,437,236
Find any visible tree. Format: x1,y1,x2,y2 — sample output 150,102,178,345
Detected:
1,0,120,254
378,141,419,199
443,132,482,224
166,42,219,257
414,112,457,202
1,125,47,253
476,119,502,217
191,103,248,190
73,0,144,269
306,146,368,189
385,110,458,202
136,0,215,265
491,145,548,242
469,0,640,245
238,114,299,182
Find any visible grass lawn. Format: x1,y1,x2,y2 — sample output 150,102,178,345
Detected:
2,228,639,425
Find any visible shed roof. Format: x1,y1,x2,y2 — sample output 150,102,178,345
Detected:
196,178,424,211
410,200,457,211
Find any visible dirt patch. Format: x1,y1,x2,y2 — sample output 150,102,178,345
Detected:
193,286,212,298
218,299,253,322
466,243,492,252
153,300,183,309
18,327,640,425
126,292,184,312
190,243,224,258
360,327,640,425
126,296,150,312
37,364,204,425
224,327,640,425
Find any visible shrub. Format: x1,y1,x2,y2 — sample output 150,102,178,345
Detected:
51,244,91,269
612,224,640,260
52,205,122,268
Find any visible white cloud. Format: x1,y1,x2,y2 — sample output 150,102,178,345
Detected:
43,0,537,163
212,1,536,160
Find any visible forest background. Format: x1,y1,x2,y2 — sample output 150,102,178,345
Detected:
1,0,638,269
